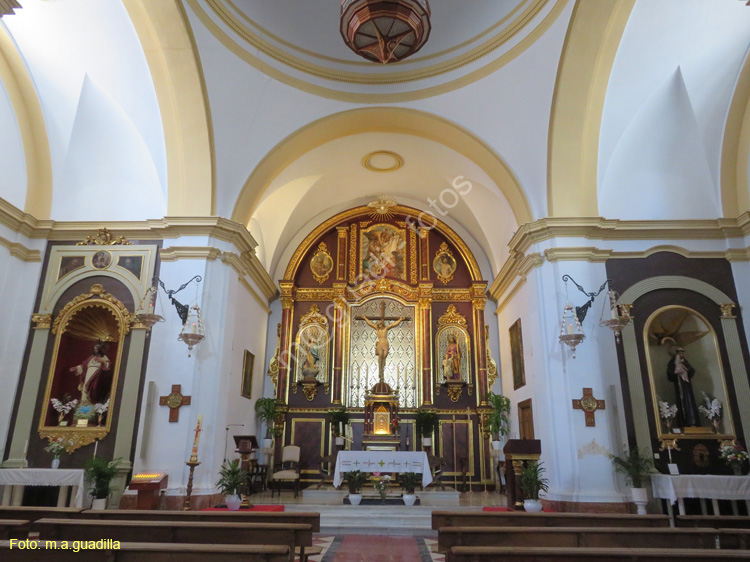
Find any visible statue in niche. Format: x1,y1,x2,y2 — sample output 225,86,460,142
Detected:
666,347,701,427
69,342,112,405
441,334,462,380
299,326,324,381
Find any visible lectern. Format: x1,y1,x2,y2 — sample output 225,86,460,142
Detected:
128,473,168,510
503,439,541,510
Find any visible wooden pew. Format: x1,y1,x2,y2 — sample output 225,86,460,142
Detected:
677,516,750,529
0,540,290,562
432,510,670,530
446,546,750,562
78,509,321,532
0,520,30,540
437,526,727,553
0,507,82,522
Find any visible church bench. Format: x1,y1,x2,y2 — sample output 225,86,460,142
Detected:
431,510,670,530
79,509,321,532
677,516,750,529
0,520,30,540
0,540,290,561
437,526,732,553
34,519,311,561
0,507,82,522
446,546,750,562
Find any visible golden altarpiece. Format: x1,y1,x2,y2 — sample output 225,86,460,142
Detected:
268,204,500,488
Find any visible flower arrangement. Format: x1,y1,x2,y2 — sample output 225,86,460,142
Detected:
371,472,391,502
44,438,70,458
698,391,722,431
50,396,78,425
720,441,749,475
95,399,110,426
657,397,678,431
391,419,399,435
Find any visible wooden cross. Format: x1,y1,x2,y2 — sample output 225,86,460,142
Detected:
354,300,411,325
572,388,605,427
159,384,191,423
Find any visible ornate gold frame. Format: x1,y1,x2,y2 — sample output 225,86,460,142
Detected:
643,305,736,441
38,284,131,452
435,305,472,401
360,223,407,282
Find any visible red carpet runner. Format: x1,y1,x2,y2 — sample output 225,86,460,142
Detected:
200,505,285,512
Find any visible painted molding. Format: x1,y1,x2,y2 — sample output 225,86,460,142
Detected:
0,233,40,262
618,276,734,307
721,51,750,217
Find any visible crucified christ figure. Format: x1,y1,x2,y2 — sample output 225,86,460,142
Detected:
357,301,412,382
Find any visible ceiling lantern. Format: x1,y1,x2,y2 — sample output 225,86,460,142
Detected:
340,0,431,64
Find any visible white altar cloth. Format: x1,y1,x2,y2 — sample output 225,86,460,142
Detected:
0,469,85,507
333,451,432,488
651,474,750,504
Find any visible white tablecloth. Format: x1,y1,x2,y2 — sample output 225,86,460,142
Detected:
0,469,85,507
651,474,750,504
333,451,432,488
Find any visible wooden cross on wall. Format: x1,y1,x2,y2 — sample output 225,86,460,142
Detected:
159,384,191,423
572,388,605,427
354,300,411,325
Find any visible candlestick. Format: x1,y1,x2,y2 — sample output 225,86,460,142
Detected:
93,440,98,458
567,322,574,335
191,415,203,460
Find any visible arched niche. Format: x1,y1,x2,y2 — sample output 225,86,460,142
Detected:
643,306,735,441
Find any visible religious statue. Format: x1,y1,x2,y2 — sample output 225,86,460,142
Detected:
362,313,407,380
69,343,111,405
442,334,462,380
666,347,700,427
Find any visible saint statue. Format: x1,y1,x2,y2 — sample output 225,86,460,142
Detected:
69,343,111,405
362,314,406,380
666,347,700,427
442,334,462,380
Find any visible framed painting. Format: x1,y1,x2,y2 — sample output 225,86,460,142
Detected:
361,223,406,281
241,350,255,399
510,318,525,390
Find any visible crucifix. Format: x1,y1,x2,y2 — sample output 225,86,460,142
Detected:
159,384,191,422
572,388,605,427
355,301,412,382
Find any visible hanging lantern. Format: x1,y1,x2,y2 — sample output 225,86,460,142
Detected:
135,285,165,330
599,290,631,343
559,302,585,358
178,304,205,357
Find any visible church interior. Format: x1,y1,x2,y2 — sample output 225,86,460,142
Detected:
2,0,750,559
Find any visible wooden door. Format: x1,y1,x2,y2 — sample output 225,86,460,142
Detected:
518,399,534,439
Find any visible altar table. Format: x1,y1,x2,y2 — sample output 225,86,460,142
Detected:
651,474,750,522
0,469,86,508
333,451,432,488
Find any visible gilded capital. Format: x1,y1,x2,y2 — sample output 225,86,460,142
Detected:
720,303,736,319
31,313,52,330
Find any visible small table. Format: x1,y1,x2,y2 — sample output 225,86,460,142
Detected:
333,451,432,488
651,474,750,523
0,469,85,508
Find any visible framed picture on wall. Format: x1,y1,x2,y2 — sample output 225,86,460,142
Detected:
241,350,255,399
510,318,526,390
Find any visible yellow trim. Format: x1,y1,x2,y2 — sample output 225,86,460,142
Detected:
186,0,568,103
232,107,532,228
0,234,40,262
721,52,750,217
547,0,635,216
0,27,52,219
362,151,404,173
123,0,215,216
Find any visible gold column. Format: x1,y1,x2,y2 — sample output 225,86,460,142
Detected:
278,282,295,401
336,227,348,282
419,282,433,405
331,283,348,404
472,282,489,405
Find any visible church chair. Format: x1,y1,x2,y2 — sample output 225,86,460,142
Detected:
271,445,301,498
424,453,446,491
314,451,339,489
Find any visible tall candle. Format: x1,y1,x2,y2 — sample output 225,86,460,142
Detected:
191,322,197,334
611,303,618,319
567,322,574,335
191,415,203,457
93,440,98,459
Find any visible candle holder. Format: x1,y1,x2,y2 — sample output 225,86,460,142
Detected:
559,302,585,358
183,459,200,511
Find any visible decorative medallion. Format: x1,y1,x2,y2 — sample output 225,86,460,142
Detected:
692,443,710,468
76,228,133,246
310,242,334,284
433,242,456,284
572,388,605,427
437,304,467,327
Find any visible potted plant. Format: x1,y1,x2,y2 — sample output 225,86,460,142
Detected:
399,471,421,506
486,392,511,449
84,456,120,510
329,406,350,446
415,409,439,448
216,459,248,511
520,461,548,512
254,397,277,447
609,448,654,514
343,470,368,506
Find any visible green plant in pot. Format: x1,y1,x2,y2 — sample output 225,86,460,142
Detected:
415,409,439,448
216,458,248,511
485,392,511,448
343,470,368,505
329,406,350,443
520,461,549,512
399,472,422,506
84,456,120,510
254,397,277,446
609,448,654,515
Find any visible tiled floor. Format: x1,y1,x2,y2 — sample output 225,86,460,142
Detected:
302,535,445,562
